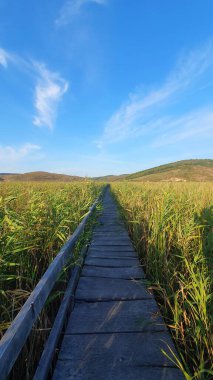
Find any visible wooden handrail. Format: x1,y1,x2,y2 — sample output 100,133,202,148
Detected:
0,186,107,380
33,247,88,380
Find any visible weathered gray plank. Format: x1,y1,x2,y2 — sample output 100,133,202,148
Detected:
84,257,140,267
98,215,122,219
97,219,124,224
94,222,125,232
75,277,153,301
92,232,129,239
53,332,181,372
98,214,118,218
93,231,129,236
96,225,125,231
81,265,145,279
93,229,128,234
66,300,166,333
88,245,136,252
52,362,184,380
91,238,132,246
87,250,137,258
91,234,130,239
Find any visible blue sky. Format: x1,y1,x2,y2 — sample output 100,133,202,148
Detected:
0,0,213,176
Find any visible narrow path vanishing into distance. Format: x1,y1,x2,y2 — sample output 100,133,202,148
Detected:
52,187,184,380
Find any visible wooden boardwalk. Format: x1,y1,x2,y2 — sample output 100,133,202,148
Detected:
52,188,184,380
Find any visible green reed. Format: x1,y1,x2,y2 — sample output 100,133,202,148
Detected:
0,181,102,337
112,182,213,380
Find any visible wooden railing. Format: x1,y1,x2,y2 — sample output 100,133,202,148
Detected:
0,186,107,380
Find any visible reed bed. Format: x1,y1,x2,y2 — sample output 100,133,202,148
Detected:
0,181,102,338
112,182,213,380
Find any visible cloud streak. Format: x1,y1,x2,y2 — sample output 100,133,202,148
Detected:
152,108,213,147
56,0,106,26
96,41,213,148
0,47,15,68
0,45,69,130
33,62,69,129
0,143,41,163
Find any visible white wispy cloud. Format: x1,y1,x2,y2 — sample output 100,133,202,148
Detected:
152,108,213,147
33,62,69,129
96,41,213,148
0,46,69,130
0,143,41,163
56,0,106,26
0,47,15,68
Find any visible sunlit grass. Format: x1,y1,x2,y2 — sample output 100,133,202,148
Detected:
0,181,102,338
111,182,213,380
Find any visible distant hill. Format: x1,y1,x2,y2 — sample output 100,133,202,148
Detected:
0,173,17,175
94,174,128,182
0,171,84,182
94,159,213,182
124,159,213,182
1,160,213,182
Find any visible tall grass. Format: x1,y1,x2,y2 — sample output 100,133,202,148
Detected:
112,182,213,380
0,181,102,338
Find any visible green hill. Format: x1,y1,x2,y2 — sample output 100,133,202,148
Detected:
124,159,213,182
94,174,128,182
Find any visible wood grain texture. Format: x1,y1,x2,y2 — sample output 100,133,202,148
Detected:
52,362,184,380
88,245,135,252
84,257,140,267
66,300,166,333
75,277,153,301
53,333,184,380
90,238,133,246
81,265,145,279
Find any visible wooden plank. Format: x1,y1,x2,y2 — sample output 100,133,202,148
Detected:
95,218,124,223
90,238,132,246
94,225,126,230
81,265,145,279
92,236,130,242
87,250,137,259
75,277,153,301
66,300,166,333
0,188,105,380
98,212,122,217
53,362,184,380
84,257,140,267
96,225,125,231
97,220,122,224
53,332,183,379
88,245,136,252
92,232,129,238
98,217,123,221
93,229,127,234
91,234,129,238
98,223,123,226
90,243,133,248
